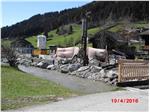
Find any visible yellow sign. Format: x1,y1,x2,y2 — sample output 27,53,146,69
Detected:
32,49,49,55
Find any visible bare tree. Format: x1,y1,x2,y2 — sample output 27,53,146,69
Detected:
2,45,18,67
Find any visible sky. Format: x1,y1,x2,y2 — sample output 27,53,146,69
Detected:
1,1,91,27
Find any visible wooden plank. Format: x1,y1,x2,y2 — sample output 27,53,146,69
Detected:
118,64,121,82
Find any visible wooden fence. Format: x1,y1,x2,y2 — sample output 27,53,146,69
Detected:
118,60,149,82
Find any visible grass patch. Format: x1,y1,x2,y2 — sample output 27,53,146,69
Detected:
108,24,124,32
107,21,148,32
1,65,77,110
1,39,12,46
111,87,126,91
26,24,100,48
26,22,148,48
130,22,149,29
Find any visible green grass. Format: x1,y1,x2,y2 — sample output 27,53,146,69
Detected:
26,22,148,48
111,87,126,91
108,24,124,32
25,36,37,48
26,24,100,48
108,21,148,32
129,42,144,51
1,39,12,46
1,65,77,110
130,21,149,29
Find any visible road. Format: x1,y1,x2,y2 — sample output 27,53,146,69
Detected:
18,65,117,94
7,88,148,111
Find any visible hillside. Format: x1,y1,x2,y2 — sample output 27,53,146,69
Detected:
26,24,100,48
25,21,148,48
1,1,148,39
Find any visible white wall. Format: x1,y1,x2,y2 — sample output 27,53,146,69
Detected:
37,35,46,49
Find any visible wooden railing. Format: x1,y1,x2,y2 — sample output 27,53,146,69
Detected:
118,60,149,82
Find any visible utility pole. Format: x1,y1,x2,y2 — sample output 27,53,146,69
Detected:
81,12,90,66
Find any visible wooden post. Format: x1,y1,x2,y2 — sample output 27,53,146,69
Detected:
81,15,88,66
118,60,122,82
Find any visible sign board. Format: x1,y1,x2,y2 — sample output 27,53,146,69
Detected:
32,49,49,55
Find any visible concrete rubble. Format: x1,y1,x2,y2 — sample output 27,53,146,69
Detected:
14,56,119,86
69,65,118,85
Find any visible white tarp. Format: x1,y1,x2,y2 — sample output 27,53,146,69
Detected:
56,47,79,59
56,47,107,61
87,47,107,61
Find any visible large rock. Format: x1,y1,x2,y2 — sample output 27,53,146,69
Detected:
31,62,37,66
68,63,81,72
106,70,118,78
41,62,49,69
37,61,44,67
58,59,71,65
78,69,90,78
47,65,56,70
60,64,69,68
61,67,69,73
110,78,118,85
89,59,100,66
60,64,69,73
84,72,93,78
99,69,107,78
69,71,77,75
94,73,102,80
104,78,110,83
77,66,90,72
87,73,97,80
90,65,102,73
61,59,72,64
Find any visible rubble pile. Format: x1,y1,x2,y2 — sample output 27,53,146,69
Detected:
69,65,118,85
15,56,119,86
56,58,118,85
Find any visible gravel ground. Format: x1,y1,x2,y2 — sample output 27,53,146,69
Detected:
18,65,117,94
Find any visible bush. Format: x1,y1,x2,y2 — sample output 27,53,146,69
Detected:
2,45,18,67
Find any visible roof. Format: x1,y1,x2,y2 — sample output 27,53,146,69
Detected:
89,31,127,43
37,35,46,38
140,30,149,35
11,39,34,48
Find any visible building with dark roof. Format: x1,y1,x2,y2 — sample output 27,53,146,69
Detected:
140,30,149,51
11,39,34,54
89,31,127,50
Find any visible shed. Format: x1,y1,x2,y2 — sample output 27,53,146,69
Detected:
11,39,34,54
89,31,127,50
140,30,149,51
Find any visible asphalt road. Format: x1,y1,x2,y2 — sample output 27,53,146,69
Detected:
18,65,117,94
8,88,148,111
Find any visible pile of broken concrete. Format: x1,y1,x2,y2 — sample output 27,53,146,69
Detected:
59,61,118,85
18,56,119,86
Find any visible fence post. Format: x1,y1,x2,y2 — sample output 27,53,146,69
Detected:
118,60,122,82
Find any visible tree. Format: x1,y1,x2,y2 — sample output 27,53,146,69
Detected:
44,31,48,38
1,1,148,39
68,25,73,34
2,45,18,67
56,28,59,34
